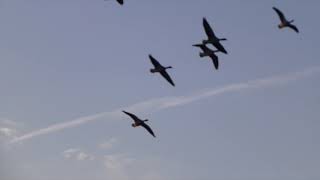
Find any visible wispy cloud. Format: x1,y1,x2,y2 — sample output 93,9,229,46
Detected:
10,111,119,144
104,153,135,170
0,127,17,138
62,148,95,161
99,137,118,150
0,119,20,127
0,119,20,141
102,153,169,180
103,153,135,180
10,66,320,144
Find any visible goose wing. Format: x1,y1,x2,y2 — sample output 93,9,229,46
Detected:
273,7,286,23
122,111,139,122
192,44,205,51
160,70,175,86
288,24,299,33
141,123,156,137
149,55,162,68
116,0,124,5
209,54,219,70
214,42,228,54
203,17,216,39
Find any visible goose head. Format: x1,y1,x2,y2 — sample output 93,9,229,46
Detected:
202,39,209,44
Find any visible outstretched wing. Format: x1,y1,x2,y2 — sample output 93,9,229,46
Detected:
141,123,156,137
160,70,175,86
209,55,219,70
203,17,216,39
214,42,228,54
273,7,286,23
192,44,205,51
288,24,299,33
149,55,162,68
116,0,124,5
122,111,139,122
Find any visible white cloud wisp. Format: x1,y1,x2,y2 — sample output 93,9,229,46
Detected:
62,148,95,161
10,66,320,144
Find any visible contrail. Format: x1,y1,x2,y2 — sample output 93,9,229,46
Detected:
10,66,320,144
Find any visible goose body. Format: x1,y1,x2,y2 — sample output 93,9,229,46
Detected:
122,111,156,138
273,7,299,33
193,44,219,70
149,55,175,86
202,17,228,54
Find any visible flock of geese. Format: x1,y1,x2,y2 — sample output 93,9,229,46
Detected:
108,1,300,138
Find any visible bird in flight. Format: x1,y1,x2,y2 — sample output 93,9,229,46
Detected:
149,55,175,87
273,6,299,33
193,43,220,70
122,110,156,138
202,17,228,54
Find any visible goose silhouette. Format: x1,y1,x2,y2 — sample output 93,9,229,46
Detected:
193,44,220,70
202,17,228,54
122,111,156,138
273,7,299,33
149,55,175,87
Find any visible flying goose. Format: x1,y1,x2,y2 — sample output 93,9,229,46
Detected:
273,7,299,33
122,110,156,138
193,43,220,70
149,55,175,87
202,17,228,54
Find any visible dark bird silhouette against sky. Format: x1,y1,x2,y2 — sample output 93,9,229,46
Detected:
122,110,156,138
116,0,123,5
104,0,123,5
202,17,228,54
193,43,220,70
149,54,175,87
273,7,299,33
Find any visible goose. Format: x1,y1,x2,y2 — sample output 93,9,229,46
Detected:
193,43,220,70
149,55,175,87
122,111,156,138
202,17,228,54
273,7,299,33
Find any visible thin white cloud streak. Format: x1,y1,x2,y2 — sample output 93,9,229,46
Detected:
10,66,320,144
10,111,120,144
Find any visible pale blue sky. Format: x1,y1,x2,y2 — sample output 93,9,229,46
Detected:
0,1,320,180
